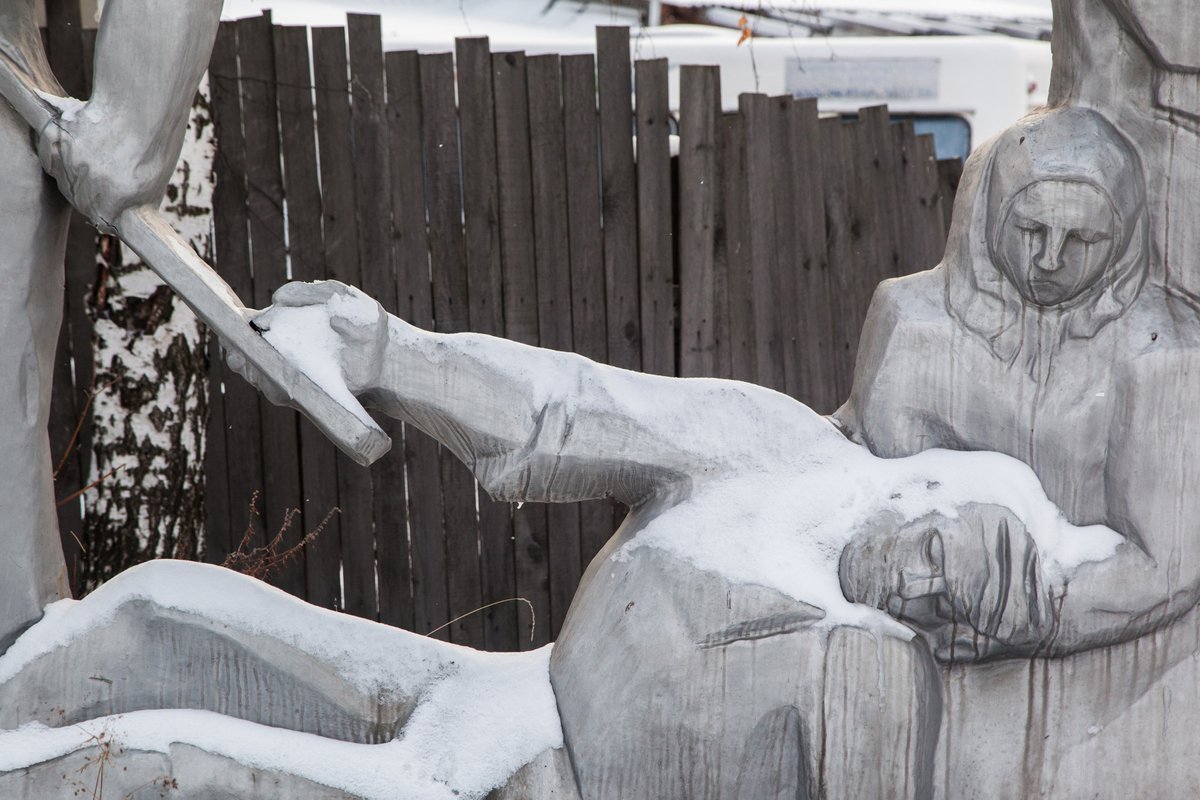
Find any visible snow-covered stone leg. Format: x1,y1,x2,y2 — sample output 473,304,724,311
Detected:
0,561,567,799
0,2,73,652
0,742,361,799
0,573,414,742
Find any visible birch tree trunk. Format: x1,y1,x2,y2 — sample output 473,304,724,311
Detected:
79,79,214,590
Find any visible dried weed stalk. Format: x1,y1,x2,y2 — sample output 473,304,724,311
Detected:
222,491,338,582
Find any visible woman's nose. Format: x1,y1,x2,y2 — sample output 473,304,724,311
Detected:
1033,227,1067,273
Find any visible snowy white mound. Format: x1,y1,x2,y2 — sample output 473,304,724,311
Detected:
618,407,1124,634
0,561,562,800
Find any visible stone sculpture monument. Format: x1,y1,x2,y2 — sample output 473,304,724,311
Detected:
3,0,1200,797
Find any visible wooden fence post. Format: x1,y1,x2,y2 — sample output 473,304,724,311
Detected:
528,53,584,639
237,13,306,597
310,25,362,612
722,111,755,385
413,50,462,640
493,49,552,650
596,28,641,373
418,41,480,647
740,93,787,394
788,98,835,413
273,23,344,607
677,65,721,380
635,58,674,378
383,48,429,633
198,14,967,649
456,37,518,651
769,94,803,399
346,13,395,622
210,21,267,559
561,53,616,578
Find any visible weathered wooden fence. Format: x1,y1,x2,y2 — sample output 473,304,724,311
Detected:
39,10,955,651
198,14,955,651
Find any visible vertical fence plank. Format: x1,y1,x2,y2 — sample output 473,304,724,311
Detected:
562,54,616,573
391,51,445,636
419,46,482,647
722,110,754,384
455,37,516,651
596,27,639,537
596,27,641,372
347,14,402,622
380,52,425,633
770,95,803,399
493,49,551,649
274,24,343,605
457,37,505,341
562,54,608,369
311,26,364,612
820,116,860,402
211,21,267,557
937,157,963,239
204,23,242,567
382,49,427,633
740,93,787,393
237,13,306,596
677,65,720,379
912,132,950,272
493,52,539,347
635,58,673,378
789,98,836,413
527,53,582,639
418,50,467,640
858,107,900,316
528,55,574,358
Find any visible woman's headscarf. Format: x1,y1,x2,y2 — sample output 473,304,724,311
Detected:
943,106,1148,373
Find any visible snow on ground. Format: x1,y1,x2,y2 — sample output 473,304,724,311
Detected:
0,561,562,799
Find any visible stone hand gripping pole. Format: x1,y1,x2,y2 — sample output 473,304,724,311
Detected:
0,7,390,470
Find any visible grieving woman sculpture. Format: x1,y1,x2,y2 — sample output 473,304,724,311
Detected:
840,105,1193,660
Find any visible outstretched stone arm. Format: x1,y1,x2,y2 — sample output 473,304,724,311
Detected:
255,282,817,507
35,0,222,229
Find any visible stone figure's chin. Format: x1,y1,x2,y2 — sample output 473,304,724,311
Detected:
1026,279,1074,307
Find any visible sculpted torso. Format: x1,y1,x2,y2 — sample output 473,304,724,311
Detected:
842,273,1200,526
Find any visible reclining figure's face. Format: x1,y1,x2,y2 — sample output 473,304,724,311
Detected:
995,180,1117,307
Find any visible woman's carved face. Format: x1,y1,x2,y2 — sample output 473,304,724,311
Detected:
995,180,1118,307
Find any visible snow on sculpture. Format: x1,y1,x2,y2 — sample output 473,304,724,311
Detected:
5,0,1200,797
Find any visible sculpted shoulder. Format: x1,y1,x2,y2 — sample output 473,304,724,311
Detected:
835,266,959,445
1114,287,1200,385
